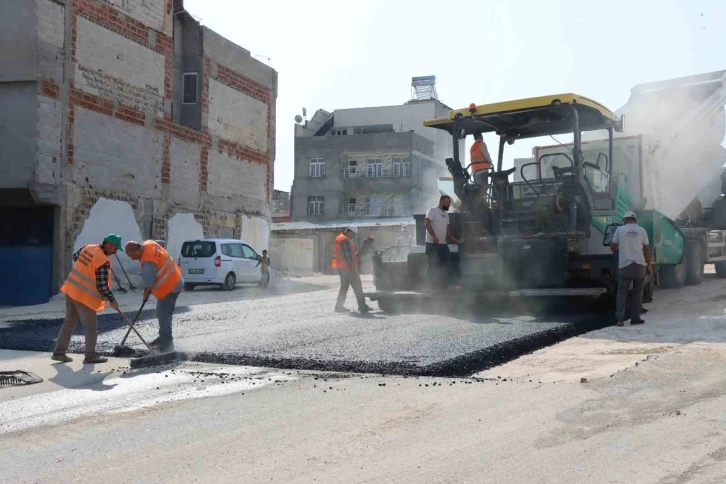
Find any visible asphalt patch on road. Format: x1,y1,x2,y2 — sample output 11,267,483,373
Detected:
0,297,617,377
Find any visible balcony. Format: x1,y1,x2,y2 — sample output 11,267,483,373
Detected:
340,165,410,179
339,204,411,218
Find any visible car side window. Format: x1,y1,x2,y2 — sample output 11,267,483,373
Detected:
241,244,257,260
228,244,245,259
220,244,231,257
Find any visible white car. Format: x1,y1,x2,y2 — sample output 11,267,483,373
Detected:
179,238,262,291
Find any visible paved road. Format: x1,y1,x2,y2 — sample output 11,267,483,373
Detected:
0,281,611,376
2,341,726,484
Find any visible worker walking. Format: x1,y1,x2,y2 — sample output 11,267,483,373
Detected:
425,196,460,289
52,234,124,364
332,225,372,314
610,211,653,327
470,132,493,189
124,240,183,352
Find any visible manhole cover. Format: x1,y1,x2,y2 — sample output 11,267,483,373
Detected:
0,371,43,388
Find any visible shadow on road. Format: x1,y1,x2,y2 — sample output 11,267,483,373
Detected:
49,362,117,391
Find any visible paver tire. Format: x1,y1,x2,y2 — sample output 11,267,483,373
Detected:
184,283,196,291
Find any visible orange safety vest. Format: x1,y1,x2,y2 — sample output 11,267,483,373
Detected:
61,244,112,311
140,240,182,299
332,233,357,271
470,139,493,172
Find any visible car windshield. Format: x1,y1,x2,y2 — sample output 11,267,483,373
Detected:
181,241,216,258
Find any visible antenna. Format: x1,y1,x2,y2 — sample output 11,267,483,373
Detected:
411,75,439,101
302,107,307,118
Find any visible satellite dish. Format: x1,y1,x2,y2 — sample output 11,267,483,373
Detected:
294,115,303,123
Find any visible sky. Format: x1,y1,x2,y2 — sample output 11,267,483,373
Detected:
185,0,725,192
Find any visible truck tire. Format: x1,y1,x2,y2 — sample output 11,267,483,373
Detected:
715,261,726,278
659,262,686,289
685,240,705,286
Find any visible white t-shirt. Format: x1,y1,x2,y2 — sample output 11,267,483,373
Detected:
425,206,450,244
611,223,649,268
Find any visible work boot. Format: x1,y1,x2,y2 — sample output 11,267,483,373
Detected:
51,353,73,363
630,319,645,325
615,321,624,327
83,354,108,364
359,304,373,314
335,306,350,313
149,337,162,349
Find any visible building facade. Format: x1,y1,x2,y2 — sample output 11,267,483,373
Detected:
291,99,458,222
272,189,291,223
0,0,277,304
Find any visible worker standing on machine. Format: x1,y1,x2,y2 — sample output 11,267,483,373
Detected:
470,132,493,191
425,196,460,289
610,211,653,327
124,240,183,352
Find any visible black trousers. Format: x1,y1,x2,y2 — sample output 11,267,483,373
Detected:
336,269,366,310
425,243,452,289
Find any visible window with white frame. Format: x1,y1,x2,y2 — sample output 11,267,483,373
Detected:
183,73,198,104
367,158,383,178
349,160,357,175
309,158,326,177
393,157,410,177
307,196,324,216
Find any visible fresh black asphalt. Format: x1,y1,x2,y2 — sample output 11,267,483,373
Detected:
0,286,614,376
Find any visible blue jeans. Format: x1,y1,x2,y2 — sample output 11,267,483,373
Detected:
157,291,180,342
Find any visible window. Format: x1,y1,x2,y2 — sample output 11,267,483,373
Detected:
181,241,215,258
241,244,258,260
393,157,410,177
308,196,324,216
221,244,233,257
349,160,357,175
331,129,347,136
229,244,245,258
309,158,326,177
183,73,198,104
367,158,383,178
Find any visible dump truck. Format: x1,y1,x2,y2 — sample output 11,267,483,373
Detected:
367,70,726,311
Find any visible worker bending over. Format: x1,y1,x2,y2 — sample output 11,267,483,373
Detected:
332,225,372,314
470,132,493,190
610,211,653,327
124,240,183,352
52,234,125,364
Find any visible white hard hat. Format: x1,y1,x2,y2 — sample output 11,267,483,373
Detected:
623,211,637,220
347,225,359,233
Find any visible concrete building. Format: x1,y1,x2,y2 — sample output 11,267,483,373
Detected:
272,189,290,223
0,0,277,305
291,99,459,223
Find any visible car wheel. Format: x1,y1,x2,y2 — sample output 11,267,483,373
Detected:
221,272,236,291
184,283,196,292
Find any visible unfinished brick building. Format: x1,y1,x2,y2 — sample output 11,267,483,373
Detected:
0,0,277,304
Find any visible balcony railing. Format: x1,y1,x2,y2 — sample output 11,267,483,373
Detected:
340,165,410,179
339,204,411,218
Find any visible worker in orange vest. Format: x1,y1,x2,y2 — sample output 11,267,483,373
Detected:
124,240,183,352
332,225,372,314
470,132,493,189
52,234,124,364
